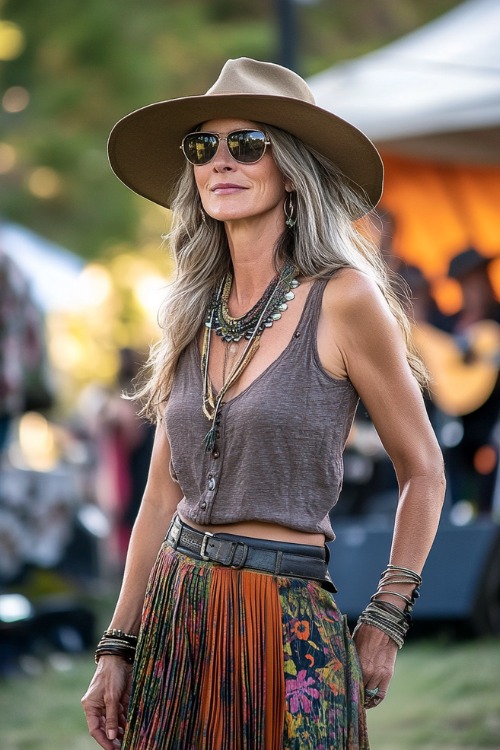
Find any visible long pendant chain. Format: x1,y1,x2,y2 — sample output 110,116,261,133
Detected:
201,263,300,452
201,320,260,452
222,340,240,384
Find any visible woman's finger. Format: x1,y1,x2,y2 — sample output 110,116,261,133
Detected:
363,683,387,709
81,697,117,750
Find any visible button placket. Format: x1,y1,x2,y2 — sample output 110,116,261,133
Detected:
198,405,225,519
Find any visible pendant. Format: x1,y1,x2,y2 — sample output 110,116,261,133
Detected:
204,423,218,453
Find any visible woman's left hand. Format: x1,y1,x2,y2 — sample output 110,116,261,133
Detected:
353,623,399,709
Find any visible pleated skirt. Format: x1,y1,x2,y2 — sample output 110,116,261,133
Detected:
122,541,369,750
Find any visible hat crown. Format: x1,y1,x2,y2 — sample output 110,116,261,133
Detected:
206,57,316,105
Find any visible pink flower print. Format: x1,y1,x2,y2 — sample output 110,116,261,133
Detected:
286,669,320,714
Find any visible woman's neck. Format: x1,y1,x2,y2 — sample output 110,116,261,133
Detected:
225,222,284,314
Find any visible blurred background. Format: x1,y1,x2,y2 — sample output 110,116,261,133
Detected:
1,1,499,748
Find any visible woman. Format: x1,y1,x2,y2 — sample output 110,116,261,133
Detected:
82,58,445,750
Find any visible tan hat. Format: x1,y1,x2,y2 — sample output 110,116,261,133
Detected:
108,57,383,213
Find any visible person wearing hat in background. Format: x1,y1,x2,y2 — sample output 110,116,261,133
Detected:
447,247,500,333
81,58,445,749
444,247,500,513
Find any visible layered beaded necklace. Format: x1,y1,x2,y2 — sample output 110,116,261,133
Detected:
201,261,299,452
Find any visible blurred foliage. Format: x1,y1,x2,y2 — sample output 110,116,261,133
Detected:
45,242,172,405
1,0,462,260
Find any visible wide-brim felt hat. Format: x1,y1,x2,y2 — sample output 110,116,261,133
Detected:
108,57,383,214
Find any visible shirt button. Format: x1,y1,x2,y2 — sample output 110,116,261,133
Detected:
207,476,216,491
212,450,220,459
200,501,207,510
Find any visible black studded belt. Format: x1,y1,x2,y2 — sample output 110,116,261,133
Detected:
165,515,336,593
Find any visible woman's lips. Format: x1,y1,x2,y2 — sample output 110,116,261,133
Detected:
210,183,247,194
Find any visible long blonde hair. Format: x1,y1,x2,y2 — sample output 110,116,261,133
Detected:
135,124,427,421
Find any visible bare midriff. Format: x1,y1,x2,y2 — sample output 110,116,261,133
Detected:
178,512,326,547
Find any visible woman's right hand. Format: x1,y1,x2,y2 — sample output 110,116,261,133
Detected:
81,656,134,749
80,426,183,748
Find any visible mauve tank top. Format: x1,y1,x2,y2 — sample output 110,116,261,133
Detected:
165,278,359,540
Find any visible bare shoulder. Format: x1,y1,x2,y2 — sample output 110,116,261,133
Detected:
316,268,398,380
323,268,396,331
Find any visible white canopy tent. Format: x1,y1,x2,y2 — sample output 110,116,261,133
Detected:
0,221,84,311
308,0,500,164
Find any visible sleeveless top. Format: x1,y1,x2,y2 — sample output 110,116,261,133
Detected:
165,278,359,540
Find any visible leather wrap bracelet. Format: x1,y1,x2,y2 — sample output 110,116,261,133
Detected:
95,629,138,664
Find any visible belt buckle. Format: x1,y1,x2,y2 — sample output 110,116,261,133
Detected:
200,531,214,560
167,515,182,547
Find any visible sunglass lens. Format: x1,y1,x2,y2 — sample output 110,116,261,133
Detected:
183,134,218,165
182,130,268,165
227,130,266,163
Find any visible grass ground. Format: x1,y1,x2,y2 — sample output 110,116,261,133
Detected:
0,634,499,749
367,638,500,749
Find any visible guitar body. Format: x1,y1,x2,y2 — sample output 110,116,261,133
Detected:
413,320,500,416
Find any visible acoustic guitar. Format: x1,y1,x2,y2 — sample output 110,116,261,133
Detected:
412,320,500,416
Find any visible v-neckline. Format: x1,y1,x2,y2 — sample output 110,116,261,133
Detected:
194,280,318,408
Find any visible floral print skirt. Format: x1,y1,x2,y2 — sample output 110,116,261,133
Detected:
122,542,369,750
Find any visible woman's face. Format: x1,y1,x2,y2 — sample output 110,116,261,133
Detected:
192,118,290,227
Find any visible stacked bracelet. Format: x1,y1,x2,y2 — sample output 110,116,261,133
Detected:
354,565,422,649
355,599,410,648
95,629,138,664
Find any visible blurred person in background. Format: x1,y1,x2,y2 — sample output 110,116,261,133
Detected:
82,58,445,750
0,243,51,461
398,264,448,330
116,348,156,551
0,242,53,594
373,206,402,276
447,247,500,334
442,248,500,512
91,348,155,568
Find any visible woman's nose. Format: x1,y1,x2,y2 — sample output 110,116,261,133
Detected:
211,139,234,170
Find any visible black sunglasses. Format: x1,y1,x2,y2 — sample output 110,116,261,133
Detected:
181,129,271,166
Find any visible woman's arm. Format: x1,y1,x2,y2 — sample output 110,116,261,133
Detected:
82,423,183,748
321,269,446,704
107,422,183,633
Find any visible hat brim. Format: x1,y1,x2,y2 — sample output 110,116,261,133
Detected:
108,93,383,214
